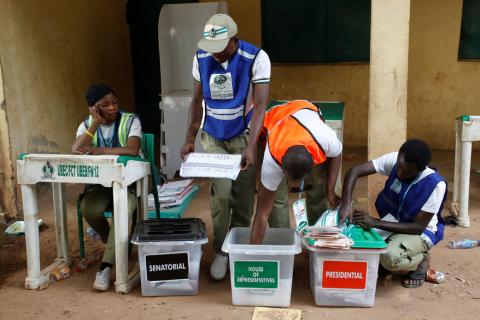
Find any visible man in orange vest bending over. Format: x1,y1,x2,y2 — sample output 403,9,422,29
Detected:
250,100,343,244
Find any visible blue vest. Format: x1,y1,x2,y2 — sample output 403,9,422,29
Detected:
197,40,260,141
375,165,447,246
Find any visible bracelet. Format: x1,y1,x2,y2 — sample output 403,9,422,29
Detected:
84,130,94,139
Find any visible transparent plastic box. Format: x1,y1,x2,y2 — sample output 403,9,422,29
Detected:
307,245,387,307
222,227,302,307
131,219,208,296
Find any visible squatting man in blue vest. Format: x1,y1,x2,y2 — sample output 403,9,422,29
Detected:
72,84,142,291
338,139,447,288
180,14,270,280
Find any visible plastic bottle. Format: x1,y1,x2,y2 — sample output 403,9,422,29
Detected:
75,257,95,272
448,239,480,249
86,227,101,241
49,266,71,281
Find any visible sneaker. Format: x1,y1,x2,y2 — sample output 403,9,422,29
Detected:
93,267,111,291
210,254,228,280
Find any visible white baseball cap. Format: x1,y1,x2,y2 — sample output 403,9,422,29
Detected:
197,14,238,53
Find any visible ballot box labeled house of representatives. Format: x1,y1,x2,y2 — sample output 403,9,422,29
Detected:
222,228,302,307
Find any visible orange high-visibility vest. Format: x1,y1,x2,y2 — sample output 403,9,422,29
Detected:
264,100,327,166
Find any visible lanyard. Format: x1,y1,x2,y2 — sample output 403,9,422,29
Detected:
96,115,121,148
298,180,304,200
397,175,421,218
97,127,116,148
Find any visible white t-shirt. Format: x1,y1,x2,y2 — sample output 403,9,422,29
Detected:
260,108,343,191
192,49,271,115
372,152,446,233
76,117,142,146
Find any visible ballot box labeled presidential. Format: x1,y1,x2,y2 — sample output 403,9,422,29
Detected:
306,226,387,307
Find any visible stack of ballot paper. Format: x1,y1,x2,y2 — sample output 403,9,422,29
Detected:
294,200,354,249
147,179,197,209
180,153,242,180
303,226,354,249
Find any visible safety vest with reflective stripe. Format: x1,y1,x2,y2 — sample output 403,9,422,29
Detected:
85,112,137,148
264,100,327,166
197,40,260,141
375,165,447,247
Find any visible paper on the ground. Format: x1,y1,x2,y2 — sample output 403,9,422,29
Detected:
373,213,398,240
252,307,302,320
180,152,242,180
5,219,43,236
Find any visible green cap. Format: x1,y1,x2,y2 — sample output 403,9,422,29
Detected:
197,14,238,53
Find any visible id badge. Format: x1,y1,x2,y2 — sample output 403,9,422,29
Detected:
390,178,402,194
209,73,234,100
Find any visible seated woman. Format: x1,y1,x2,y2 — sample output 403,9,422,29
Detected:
72,84,142,291
338,139,446,288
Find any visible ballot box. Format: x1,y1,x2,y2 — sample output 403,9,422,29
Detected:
222,228,302,307
306,227,387,307
132,218,208,296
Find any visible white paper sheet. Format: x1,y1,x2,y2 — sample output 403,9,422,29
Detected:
180,153,242,180
372,213,399,240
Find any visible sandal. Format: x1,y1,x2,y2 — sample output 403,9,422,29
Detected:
402,255,429,288
402,277,424,288
426,268,445,284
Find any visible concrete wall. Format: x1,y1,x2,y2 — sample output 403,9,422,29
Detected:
0,59,16,219
0,0,135,217
201,0,371,147
407,0,480,149
271,65,369,147
203,0,479,150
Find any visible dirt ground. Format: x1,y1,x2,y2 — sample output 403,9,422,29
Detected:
1,148,480,320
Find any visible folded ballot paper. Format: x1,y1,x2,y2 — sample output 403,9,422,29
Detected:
293,199,353,249
180,153,242,180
